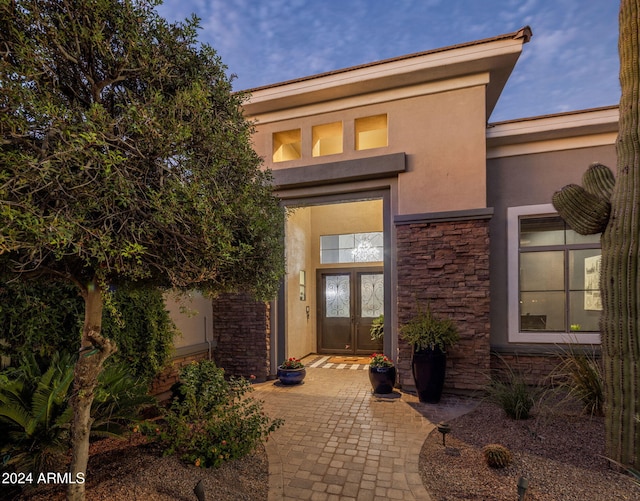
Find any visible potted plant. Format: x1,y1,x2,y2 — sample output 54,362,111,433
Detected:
276,357,306,385
400,304,459,403
368,353,396,394
370,314,384,341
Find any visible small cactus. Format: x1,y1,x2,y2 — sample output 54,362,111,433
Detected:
483,443,513,468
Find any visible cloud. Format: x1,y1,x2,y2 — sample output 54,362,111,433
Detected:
156,0,619,120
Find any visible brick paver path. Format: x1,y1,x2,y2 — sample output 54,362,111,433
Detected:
253,366,476,501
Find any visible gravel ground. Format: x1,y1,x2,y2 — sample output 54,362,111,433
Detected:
420,400,640,501
17,435,268,501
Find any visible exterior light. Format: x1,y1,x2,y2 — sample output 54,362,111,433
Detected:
437,421,451,447
517,476,528,500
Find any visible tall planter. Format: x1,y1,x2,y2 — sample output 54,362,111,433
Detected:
400,304,459,404
412,347,447,404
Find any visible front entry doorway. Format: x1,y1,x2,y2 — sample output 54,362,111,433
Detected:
317,267,384,355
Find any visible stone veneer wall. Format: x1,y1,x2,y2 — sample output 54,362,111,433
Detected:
490,351,593,386
396,217,491,393
211,293,271,382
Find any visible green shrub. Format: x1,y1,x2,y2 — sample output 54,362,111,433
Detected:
483,443,513,468
486,356,538,420
547,344,604,417
157,360,283,468
91,363,157,438
102,286,176,383
0,281,176,384
0,281,83,358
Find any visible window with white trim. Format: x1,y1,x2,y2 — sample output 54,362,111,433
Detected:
507,204,601,344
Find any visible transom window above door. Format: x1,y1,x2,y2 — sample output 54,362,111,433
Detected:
320,232,383,264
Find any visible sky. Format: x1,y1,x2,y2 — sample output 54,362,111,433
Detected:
155,0,620,123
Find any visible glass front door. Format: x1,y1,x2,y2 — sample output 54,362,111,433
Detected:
318,268,383,354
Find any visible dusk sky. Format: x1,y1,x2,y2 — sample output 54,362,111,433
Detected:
155,0,620,123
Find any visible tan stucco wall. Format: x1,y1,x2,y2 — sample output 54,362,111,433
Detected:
252,85,487,216
164,291,213,350
285,208,315,358
395,87,487,214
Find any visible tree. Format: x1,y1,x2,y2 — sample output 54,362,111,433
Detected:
0,1,285,499
552,0,639,470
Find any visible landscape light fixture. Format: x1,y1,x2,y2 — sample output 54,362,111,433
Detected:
436,422,451,447
517,476,528,500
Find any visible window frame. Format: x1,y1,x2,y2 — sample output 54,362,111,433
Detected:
507,204,601,344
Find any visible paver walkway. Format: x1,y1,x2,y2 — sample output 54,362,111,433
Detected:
252,364,477,501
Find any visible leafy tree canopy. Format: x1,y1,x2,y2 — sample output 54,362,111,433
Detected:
0,2,285,496
0,0,285,300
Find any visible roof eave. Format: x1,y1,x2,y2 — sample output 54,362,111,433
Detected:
243,27,532,119
486,105,619,147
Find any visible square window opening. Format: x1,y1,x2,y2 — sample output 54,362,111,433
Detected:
355,114,387,150
273,129,301,162
312,122,343,157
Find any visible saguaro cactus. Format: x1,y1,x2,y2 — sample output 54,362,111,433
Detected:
552,0,640,470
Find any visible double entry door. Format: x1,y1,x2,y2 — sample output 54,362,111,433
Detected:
317,267,384,355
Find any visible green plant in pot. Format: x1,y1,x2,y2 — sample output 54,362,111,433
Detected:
400,304,459,403
370,314,384,341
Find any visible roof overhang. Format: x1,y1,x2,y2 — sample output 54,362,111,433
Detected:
243,27,532,122
486,106,619,158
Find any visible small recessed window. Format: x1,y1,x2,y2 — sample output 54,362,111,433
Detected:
355,114,387,150
312,122,343,157
273,129,301,162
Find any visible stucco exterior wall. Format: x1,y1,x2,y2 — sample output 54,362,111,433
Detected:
252,85,488,216
285,208,314,359
395,87,487,214
164,291,213,353
487,144,617,351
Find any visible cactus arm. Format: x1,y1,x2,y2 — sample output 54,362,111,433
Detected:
552,184,610,235
583,162,616,201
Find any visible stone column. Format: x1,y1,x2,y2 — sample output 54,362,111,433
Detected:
396,214,491,393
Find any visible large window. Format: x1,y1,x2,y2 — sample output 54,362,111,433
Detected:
508,204,601,344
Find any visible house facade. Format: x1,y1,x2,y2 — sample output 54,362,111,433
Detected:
163,26,618,395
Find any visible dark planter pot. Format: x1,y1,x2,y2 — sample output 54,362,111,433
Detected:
368,365,396,394
411,348,446,403
276,367,306,385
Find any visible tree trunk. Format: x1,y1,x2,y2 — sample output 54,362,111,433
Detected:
600,0,640,469
67,280,117,501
